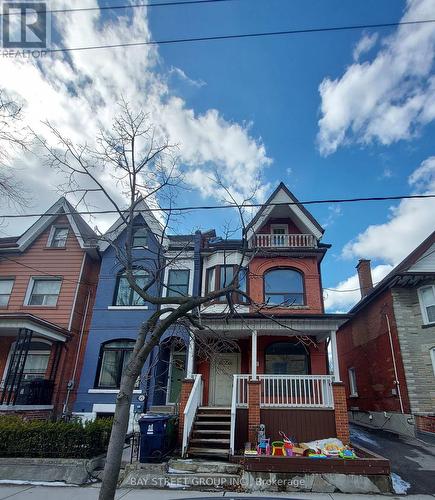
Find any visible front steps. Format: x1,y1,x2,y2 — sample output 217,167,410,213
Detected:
187,406,231,458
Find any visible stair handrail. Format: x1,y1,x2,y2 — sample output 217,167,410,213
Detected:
182,373,202,457
229,374,237,455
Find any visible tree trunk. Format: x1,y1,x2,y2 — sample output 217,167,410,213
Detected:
98,372,137,500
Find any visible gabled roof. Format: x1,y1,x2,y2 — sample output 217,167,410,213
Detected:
99,197,168,252
245,182,324,240
0,197,98,255
349,230,435,314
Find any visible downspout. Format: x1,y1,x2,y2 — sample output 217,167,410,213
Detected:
385,313,404,414
62,289,92,416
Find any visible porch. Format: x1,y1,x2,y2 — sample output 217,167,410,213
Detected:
179,314,349,458
0,314,68,413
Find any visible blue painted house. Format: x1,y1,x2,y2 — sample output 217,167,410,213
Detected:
73,203,199,428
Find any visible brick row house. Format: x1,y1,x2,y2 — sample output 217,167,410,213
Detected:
337,231,435,438
0,198,99,418
178,183,350,457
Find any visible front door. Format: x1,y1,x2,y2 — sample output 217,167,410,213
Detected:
209,353,240,406
167,352,186,404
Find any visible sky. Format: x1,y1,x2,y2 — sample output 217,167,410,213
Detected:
1,0,435,312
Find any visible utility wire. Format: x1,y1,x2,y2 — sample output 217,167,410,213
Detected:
0,0,237,17
15,18,435,53
0,193,433,219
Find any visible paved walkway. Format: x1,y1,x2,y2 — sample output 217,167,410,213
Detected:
0,486,434,500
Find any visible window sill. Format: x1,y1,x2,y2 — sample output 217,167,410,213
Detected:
88,389,142,394
44,247,67,250
22,305,59,309
421,322,435,329
349,393,359,398
107,306,148,310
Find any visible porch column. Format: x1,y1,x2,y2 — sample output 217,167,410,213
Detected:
251,329,257,380
186,334,195,379
330,329,341,382
247,380,261,445
332,382,350,444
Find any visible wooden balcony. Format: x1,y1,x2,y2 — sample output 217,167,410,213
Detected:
252,233,316,248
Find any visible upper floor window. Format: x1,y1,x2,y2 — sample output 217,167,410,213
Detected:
132,227,148,248
166,269,190,297
205,265,247,302
418,285,435,325
0,279,14,307
48,227,69,248
96,340,136,389
264,268,304,306
114,270,148,306
26,278,62,306
348,367,358,397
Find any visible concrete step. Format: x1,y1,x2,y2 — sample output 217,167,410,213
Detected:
192,429,230,435
168,458,242,475
190,438,230,446
196,413,231,419
199,406,230,410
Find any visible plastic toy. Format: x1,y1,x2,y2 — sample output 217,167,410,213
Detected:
271,441,285,456
339,448,357,459
308,453,327,459
257,438,270,456
279,431,294,457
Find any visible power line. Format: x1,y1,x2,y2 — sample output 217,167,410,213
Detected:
19,18,435,53
0,193,433,219
0,0,236,17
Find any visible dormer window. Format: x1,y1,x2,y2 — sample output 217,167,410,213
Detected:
48,227,69,248
132,227,148,248
264,268,304,306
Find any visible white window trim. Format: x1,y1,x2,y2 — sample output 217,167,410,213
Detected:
270,224,289,234
24,276,62,307
431,348,435,377
107,305,149,310
0,277,14,307
348,367,358,397
418,285,435,325
132,227,149,249
47,225,69,248
165,268,191,298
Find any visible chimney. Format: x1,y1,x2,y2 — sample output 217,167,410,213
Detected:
356,259,373,298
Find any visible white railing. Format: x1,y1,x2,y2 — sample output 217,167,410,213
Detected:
254,233,316,248
259,375,334,408
182,374,202,457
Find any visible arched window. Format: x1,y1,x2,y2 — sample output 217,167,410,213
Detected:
265,342,308,375
264,268,304,306
96,340,135,388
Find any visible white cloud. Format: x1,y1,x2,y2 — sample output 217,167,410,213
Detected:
317,0,435,155
324,264,393,312
0,0,271,232
325,156,435,312
353,33,378,61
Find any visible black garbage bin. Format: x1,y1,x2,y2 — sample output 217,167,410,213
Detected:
138,413,177,463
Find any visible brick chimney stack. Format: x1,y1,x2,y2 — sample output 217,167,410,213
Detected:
356,259,373,298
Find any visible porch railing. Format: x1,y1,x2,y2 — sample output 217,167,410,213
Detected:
253,233,316,248
182,374,202,457
259,374,334,408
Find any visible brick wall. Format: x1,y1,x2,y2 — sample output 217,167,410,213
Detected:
337,288,411,414
178,378,194,443
247,380,261,444
415,414,435,435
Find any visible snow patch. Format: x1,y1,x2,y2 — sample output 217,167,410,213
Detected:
0,480,78,487
391,472,411,495
350,428,380,447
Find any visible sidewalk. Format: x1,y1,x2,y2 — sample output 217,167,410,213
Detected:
0,485,434,500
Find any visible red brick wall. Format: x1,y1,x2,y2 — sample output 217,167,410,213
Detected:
332,382,350,444
178,379,194,443
415,415,435,434
337,289,411,414
247,380,261,444
249,256,323,314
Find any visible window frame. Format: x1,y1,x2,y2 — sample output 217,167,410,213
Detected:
95,339,136,389
0,278,14,308
204,264,248,304
166,269,190,298
47,226,69,248
263,267,305,307
264,341,309,375
430,347,435,377
348,367,358,397
132,227,148,248
418,285,435,325
25,277,62,307
113,269,149,307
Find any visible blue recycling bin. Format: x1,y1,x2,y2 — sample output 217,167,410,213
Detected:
138,413,177,462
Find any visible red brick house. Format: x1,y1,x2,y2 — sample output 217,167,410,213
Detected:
337,231,435,438
178,183,350,457
0,198,100,418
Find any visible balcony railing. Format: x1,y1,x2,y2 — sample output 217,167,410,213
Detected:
252,233,316,248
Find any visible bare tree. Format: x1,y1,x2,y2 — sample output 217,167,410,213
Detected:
0,89,29,207
38,101,312,500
